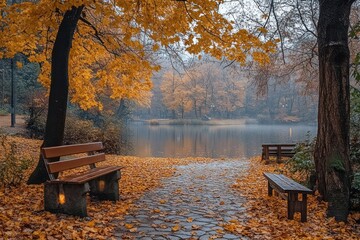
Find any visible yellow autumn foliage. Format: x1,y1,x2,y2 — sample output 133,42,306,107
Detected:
0,0,276,110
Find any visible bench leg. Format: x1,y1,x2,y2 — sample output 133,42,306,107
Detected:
89,170,121,201
287,192,298,220
265,147,269,162
301,194,307,222
277,146,281,163
268,182,273,196
44,183,90,217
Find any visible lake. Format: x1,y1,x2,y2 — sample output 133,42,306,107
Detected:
125,123,317,158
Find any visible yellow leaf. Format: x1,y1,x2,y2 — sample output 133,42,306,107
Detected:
16,61,23,68
172,225,180,232
87,220,96,227
129,228,137,233
125,223,134,229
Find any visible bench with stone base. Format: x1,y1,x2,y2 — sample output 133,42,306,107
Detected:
263,172,313,222
42,142,122,217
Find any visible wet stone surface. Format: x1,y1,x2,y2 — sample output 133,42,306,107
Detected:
116,160,248,239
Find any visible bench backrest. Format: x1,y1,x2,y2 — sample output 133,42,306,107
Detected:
262,144,296,148
42,142,105,177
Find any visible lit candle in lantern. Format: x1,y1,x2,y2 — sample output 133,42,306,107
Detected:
59,193,66,204
58,184,66,204
98,180,105,192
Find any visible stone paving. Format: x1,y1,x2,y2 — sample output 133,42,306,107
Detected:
116,159,249,240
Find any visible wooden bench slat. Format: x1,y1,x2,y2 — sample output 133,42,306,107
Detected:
47,153,106,173
262,144,296,147
42,142,103,158
263,172,312,193
52,166,123,184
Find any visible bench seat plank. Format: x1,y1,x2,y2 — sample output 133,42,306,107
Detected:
263,172,312,194
50,166,123,184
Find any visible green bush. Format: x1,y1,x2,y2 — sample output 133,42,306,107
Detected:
351,172,360,210
350,87,360,164
286,132,316,187
353,172,360,191
0,109,8,116
0,134,33,189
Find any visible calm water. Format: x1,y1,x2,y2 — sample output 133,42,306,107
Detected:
125,123,317,158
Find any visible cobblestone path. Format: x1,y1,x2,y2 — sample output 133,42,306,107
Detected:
117,160,248,240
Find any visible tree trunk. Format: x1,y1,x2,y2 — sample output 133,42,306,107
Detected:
27,6,84,184
314,0,354,221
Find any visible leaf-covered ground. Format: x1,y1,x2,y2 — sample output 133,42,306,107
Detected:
230,157,360,239
0,136,214,239
1,137,359,239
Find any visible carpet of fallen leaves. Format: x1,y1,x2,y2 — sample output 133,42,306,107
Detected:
230,157,360,240
0,137,213,239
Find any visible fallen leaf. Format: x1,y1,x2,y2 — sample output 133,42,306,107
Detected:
172,225,180,232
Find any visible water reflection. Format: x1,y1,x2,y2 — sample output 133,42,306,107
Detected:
126,124,317,158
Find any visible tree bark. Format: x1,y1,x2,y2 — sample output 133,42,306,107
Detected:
27,6,84,184
314,0,354,221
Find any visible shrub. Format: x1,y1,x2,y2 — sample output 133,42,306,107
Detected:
0,106,9,116
285,132,316,187
0,134,33,189
350,87,360,164
63,116,101,144
149,119,159,125
26,107,46,139
353,172,360,191
26,108,130,154
351,172,360,210
64,116,129,154
99,120,124,154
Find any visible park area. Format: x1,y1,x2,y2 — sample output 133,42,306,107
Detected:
2,0,360,239
0,133,359,239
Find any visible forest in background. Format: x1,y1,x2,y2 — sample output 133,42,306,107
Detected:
2,1,360,124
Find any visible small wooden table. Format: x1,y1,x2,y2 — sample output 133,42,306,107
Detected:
261,143,296,163
263,172,313,222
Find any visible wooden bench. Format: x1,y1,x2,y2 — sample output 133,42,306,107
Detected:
261,144,296,163
42,142,122,217
263,172,313,222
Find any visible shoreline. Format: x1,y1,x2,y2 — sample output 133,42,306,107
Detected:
132,118,317,126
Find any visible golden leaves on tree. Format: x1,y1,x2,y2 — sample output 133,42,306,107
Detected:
0,0,276,111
